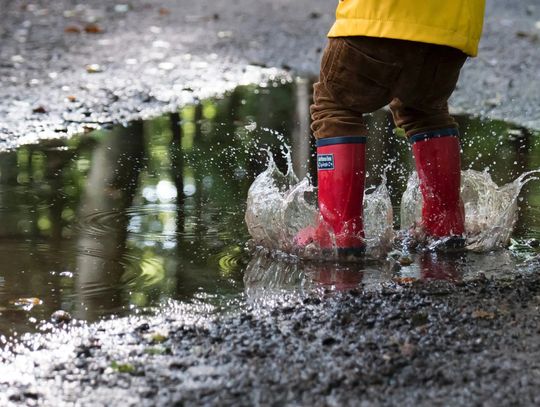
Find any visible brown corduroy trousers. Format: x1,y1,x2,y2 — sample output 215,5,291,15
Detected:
310,36,468,139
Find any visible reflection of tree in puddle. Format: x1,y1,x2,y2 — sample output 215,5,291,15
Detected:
75,121,146,320
71,83,300,318
0,138,87,334
0,83,301,333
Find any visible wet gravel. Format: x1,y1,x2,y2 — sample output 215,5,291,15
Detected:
1,271,539,406
0,0,539,150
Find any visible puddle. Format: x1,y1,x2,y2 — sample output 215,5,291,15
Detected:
1,80,540,337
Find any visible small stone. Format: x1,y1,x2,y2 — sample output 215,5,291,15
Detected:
398,255,413,266
526,238,540,247
114,4,130,13
400,343,416,358
281,306,295,314
303,297,321,305
411,312,429,327
51,310,72,324
322,336,337,346
86,64,103,73
75,345,92,358
388,250,402,259
158,62,175,71
134,322,150,332
22,391,39,400
32,106,47,114
507,128,524,139
485,95,502,107
8,393,22,401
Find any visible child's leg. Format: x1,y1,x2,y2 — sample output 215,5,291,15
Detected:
298,38,400,254
311,37,402,140
390,46,468,240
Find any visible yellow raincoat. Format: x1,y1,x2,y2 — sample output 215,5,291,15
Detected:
328,0,486,56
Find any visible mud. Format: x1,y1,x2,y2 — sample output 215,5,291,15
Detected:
0,0,540,150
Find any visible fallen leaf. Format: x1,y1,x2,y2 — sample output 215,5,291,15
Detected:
82,125,96,133
11,297,43,307
84,23,103,34
159,7,171,16
150,332,168,343
472,309,495,319
111,361,136,374
144,346,168,355
64,25,81,34
393,276,417,284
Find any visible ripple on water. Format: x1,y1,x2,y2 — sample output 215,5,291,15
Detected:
74,203,242,243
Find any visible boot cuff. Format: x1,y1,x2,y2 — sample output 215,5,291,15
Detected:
316,136,367,147
409,128,459,144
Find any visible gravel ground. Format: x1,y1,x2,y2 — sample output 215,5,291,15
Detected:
0,0,539,151
1,1,540,405
1,269,539,406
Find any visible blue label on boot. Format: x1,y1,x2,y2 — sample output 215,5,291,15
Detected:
317,154,334,170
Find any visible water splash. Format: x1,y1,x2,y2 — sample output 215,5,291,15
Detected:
245,150,394,259
247,147,540,257
401,169,540,252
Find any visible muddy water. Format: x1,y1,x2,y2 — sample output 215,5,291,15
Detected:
1,80,539,337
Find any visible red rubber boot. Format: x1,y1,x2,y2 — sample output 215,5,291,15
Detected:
295,136,366,256
410,128,465,246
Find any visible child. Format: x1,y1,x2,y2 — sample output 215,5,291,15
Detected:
297,0,486,256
